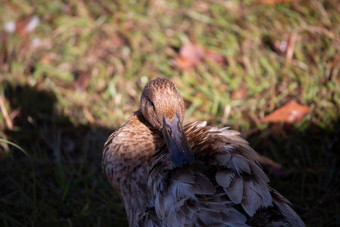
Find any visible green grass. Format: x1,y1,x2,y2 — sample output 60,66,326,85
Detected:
0,0,339,226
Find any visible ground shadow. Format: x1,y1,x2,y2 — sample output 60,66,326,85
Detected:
0,83,127,226
0,83,339,226
247,122,340,226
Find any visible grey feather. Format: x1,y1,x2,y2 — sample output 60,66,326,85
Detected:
225,176,244,204
274,199,305,227
215,170,235,188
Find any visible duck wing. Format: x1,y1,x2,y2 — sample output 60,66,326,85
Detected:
146,121,305,227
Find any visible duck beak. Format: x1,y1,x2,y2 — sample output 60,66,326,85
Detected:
162,114,194,167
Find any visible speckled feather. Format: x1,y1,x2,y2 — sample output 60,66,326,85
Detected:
102,77,305,227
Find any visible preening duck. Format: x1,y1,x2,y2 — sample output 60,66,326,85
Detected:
103,77,305,227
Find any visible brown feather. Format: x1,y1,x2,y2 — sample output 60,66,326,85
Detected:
102,77,305,227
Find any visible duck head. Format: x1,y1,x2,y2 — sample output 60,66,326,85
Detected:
140,77,194,167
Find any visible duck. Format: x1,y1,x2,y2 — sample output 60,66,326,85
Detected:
102,77,305,227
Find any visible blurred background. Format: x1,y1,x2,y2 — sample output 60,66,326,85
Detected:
0,0,339,226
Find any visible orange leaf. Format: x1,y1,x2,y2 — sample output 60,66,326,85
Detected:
178,43,204,66
231,88,247,100
260,100,310,123
175,56,195,70
205,49,226,65
15,16,39,38
176,43,225,69
258,0,293,5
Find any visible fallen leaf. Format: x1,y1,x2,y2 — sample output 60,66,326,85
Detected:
205,49,226,64
231,88,247,100
176,43,225,69
258,0,293,5
175,56,195,70
176,43,204,68
15,16,39,37
261,100,310,123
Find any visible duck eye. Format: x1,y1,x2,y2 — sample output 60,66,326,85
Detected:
149,100,156,110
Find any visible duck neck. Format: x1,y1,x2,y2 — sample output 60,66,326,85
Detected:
118,111,164,226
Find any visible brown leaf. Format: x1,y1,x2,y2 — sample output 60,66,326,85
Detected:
258,0,293,5
176,43,225,69
205,49,226,65
15,16,39,38
231,88,247,100
175,56,195,70
261,100,310,123
178,43,204,67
